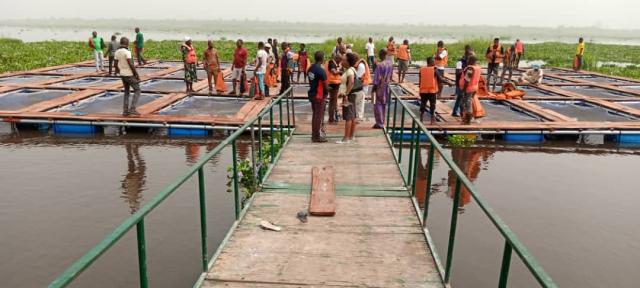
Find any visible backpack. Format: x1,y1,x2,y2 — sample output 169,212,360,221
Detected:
350,67,363,93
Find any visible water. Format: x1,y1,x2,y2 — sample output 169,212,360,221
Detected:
412,142,640,288
0,125,255,288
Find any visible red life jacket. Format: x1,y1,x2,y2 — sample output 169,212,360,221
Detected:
419,66,438,94
458,65,482,93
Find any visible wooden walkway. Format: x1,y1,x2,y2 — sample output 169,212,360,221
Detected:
201,125,444,287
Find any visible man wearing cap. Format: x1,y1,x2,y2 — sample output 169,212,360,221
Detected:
517,65,543,86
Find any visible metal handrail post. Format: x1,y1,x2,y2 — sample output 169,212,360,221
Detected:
197,168,208,272
444,178,462,283
136,220,148,288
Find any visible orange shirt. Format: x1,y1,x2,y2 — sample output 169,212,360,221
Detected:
397,45,410,61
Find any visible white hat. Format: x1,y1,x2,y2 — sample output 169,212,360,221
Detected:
264,43,271,48
184,36,191,42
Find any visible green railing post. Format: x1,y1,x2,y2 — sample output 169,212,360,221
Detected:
444,177,462,283
391,97,398,142
386,92,392,131
231,140,240,220
398,105,406,163
422,144,436,225
286,92,291,135
197,167,208,272
289,89,296,127
257,117,263,178
269,107,275,163
136,220,149,288
407,120,416,186
498,241,514,288
411,129,421,197
278,99,284,144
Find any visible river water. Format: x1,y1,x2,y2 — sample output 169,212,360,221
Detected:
0,124,253,288
413,141,640,288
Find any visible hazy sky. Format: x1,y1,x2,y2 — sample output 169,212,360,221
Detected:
2,0,638,30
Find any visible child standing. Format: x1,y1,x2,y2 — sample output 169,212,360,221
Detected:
297,43,309,83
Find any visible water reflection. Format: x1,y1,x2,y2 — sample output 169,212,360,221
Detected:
120,143,147,214
415,145,493,210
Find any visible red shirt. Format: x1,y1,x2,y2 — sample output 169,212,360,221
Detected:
233,47,248,68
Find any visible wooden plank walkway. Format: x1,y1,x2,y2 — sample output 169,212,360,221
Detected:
201,125,444,287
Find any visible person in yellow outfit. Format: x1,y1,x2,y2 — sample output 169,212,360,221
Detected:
574,37,585,71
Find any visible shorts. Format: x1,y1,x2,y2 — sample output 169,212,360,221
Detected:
435,68,444,78
398,60,409,72
419,93,436,113
329,83,340,92
232,67,244,80
342,93,356,120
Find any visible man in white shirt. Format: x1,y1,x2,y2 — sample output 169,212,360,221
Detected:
355,54,368,121
114,37,141,117
254,41,268,100
365,37,376,70
517,64,544,86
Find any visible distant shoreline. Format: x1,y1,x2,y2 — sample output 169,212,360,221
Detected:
2,19,640,45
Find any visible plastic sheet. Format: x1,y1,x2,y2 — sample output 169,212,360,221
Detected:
140,79,189,92
54,77,120,88
53,91,163,114
534,100,636,121
444,100,540,122
0,88,74,110
0,75,61,85
560,86,634,99
159,96,248,116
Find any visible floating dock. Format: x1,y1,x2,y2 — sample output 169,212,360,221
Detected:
1,60,640,141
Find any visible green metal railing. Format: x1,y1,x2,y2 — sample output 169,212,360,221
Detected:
385,90,557,288
48,88,295,288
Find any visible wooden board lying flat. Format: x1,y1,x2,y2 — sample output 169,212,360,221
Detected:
309,166,336,216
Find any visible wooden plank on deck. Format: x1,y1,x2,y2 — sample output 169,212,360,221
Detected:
309,166,336,216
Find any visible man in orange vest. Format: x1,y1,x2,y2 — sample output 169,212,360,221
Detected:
326,54,343,123
434,40,449,98
485,37,504,92
386,37,396,62
396,39,411,83
419,57,451,124
514,39,524,68
500,45,517,84
459,55,482,125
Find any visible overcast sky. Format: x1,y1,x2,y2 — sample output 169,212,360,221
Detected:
2,0,638,30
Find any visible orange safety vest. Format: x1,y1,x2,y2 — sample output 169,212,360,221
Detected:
185,45,197,64
419,66,438,94
458,65,482,93
387,42,396,55
325,60,342,84
486,44,503,64
355,59,372,85
515,41,524,53
397,45,409,61
434,47,448,67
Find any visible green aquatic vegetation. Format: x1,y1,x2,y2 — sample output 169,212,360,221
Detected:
2,38,640,79
447,135,476,147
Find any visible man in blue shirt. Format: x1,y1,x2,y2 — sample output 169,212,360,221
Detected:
308,51,329,143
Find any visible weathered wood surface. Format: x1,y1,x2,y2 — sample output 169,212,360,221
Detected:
204,193,443,288
309,166,336,216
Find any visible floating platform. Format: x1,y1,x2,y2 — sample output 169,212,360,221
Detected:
1,59,640,141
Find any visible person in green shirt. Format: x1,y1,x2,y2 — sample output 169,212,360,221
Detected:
89,31,105,72
133,27,147,65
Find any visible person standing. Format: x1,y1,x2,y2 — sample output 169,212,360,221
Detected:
500,45,517,83
279,41,293,95
372,49,393,129
297,43,309,83
459,55,482,125
452,45,475,117
337,53,361,144
514,39,524,68
326,54,343,124
202,40,220,96
89,31,105,72
231,39,248,96
485,37,504,91
386,37,396,62
254,41,268,100
180,37,198,93
264,43,276,96
354,53,371,121
308,51,329,143
419,57,449,124
365,37,376,71
114,37,141,116
396,39,411,83
107,35,119,76
574,37,585,71
332,37,345,58
133,27,147,66
272,39,280,78
434,40,448,98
